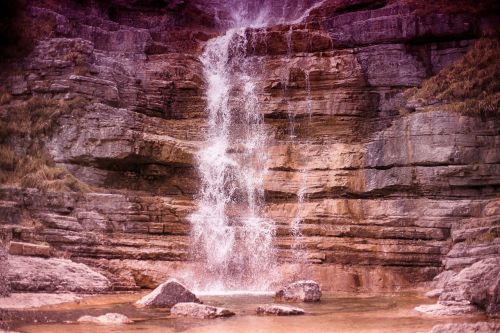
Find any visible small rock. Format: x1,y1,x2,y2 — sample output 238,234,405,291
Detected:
415,303,479,316
427,322,500,333
135,278,200,308
275,280,321,302
256,304,305,316
170,302,235,319
77,313,132,325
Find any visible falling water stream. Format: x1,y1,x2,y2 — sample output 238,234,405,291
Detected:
188,0,324,292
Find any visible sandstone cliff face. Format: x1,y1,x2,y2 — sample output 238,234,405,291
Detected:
0,0,498,292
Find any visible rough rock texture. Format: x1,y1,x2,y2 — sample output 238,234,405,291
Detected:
0,244,9,297
0,293,82,309
256,304,305,315
77,313,132,325
170,302,235,319
7,255,111,293
275,280,322,302
135,279,200,308
0,0,499,295
428,322,500,333
417,258,500,317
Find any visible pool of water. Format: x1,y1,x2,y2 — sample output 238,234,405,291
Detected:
5,292,494,333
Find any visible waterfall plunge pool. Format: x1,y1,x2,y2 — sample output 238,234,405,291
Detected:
4,292,492,333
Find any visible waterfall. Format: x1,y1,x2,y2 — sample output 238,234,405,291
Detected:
189,0,323,293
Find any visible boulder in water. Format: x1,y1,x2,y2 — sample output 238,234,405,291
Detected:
135,278,200,308
275,280,321,302
77,313,132,325
256,304,305,315
170,302,235,319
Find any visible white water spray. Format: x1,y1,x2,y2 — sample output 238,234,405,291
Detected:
189,0,323,292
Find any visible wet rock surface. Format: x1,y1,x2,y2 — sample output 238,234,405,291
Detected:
428,322,500,333
0,0,498,297
256,304,305,315
170,302,235,319
7,255,110,293
276,280,322,302
77,313,132,325
417,258,500,317
135,279,200,308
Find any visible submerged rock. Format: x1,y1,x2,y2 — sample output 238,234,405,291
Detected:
256,304,305,316
77,313,132,325
135,279,200,308
170,302,235,319
275,280,321,302
415,303,479,316
428,322,500,333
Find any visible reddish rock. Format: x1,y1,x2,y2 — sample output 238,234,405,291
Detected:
135,279,200,308
276,280,322,302
77,313,132,325
170,302,235,319
256,304,305,315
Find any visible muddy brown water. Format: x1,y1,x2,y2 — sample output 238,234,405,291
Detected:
3,292,496,333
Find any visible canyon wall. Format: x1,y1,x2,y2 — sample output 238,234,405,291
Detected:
0,0,499,292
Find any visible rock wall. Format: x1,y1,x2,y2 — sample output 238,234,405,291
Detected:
0,0,499,292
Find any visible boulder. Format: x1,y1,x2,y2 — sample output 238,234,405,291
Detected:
7,255,110,293
275,280,321,302
440,258,500,317
77,313,132,325
425,270,457,298
428,322,500,333
256,304,305,316
170,302,235,319
417,258,500,317
135,279,200,308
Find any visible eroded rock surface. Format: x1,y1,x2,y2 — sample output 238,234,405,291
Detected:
428,322,500,333
417,258,500,317
77,313,132,325
256,304,305,315
0,245,9,296
135,279,200,308
7,255,110,293
276,280,321,302
0,0,498,296
170,302,235,319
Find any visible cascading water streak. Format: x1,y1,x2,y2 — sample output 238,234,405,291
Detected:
189,0,324,293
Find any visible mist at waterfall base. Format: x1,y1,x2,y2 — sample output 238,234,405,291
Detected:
186,0,324,293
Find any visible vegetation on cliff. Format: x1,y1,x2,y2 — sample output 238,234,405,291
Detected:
405,38,500,116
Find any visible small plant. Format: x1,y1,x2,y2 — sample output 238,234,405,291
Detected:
0,95,91,192
0,144,92,192
404,38,500,116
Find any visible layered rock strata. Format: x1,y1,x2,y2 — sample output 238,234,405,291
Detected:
0,0,498,294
